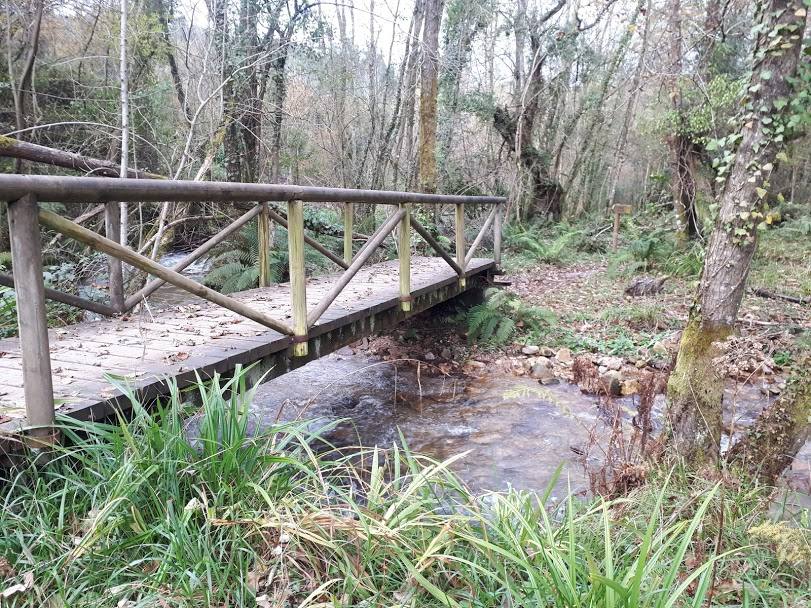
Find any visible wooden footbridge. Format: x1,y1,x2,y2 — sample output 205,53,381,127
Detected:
0,174,504,448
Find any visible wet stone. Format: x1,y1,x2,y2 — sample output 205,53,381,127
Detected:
556,348,573,363
598,356,623,371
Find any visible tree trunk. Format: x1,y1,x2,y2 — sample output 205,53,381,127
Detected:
665,0,699,244
608,0,652,209
10,0,44,174
666,0,808,464
729,357,810,484
119,0,130,247
417,0,444,193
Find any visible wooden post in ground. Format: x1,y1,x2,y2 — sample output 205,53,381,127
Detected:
455,203,466,288
258,202,272,287
398,203,411,312
494,204,502,267
105,201,125,311
288,199,308,356
7,194,55,443
612,204,632,252
343,202,353,264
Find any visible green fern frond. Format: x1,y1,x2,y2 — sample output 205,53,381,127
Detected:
234,266,260,292
494,317,515,343
203,261,246,289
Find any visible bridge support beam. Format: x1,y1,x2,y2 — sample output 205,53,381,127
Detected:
494,205,502,267
399,203,411,312
7,194,55,444
455,203,466,289
104,201,125,312
343,203,353,265
258,202,272,288
288,199,308,356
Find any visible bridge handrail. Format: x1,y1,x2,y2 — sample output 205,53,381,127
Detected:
1,175,504,444
0,174,506,206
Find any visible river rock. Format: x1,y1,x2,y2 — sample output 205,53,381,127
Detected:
600,371,623,396
621,379,640,396
598,356,623,371
530,362,553,379
521,345,540,355
556,348,573,363
535,368,559,385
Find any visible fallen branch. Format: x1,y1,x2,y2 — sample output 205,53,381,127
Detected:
752,287,809,305
0,137,163,179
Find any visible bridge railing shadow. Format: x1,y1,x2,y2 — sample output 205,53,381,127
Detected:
0,173,505,443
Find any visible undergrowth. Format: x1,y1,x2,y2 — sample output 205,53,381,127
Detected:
466,287,556,345
1,371,809,606
204,222,335,293
504,223,582,267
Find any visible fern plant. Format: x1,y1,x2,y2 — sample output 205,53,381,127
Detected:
467,288,556,345
204,223,333,294
505,225,580,266
0,285,17,338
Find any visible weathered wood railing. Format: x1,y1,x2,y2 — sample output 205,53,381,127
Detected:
0,174,505,442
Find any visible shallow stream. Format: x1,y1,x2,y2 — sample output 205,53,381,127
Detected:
249,352,811,503
138,251,810,503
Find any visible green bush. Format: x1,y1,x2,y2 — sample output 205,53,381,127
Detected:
204,222,335,293
504,224,581,266
467,287,556,344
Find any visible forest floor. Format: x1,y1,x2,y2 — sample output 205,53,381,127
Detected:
361,214,810,398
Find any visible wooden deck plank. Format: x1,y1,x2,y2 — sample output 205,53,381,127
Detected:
0,257,494,428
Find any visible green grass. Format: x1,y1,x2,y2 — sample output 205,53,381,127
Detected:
1,370,809,606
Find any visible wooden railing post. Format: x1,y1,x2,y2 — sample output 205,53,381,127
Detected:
398,203,411,312
494,204,502,267
343,202,353,264
455,203,466,288
7,194,55,443
105,201,125,311
258,202,272,287
288,199,308,356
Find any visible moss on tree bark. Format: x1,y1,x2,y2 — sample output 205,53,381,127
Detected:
666,316,731,464
729,357,811,485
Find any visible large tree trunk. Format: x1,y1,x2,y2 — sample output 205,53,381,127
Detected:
417,0,444,193
492,1,567,222
666,0,808,464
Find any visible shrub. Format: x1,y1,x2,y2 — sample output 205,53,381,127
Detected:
505,224,581,266
467,288,556,344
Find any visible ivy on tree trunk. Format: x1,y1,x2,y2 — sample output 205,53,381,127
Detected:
666,0,808,465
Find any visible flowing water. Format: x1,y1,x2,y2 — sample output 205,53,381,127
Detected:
250,352,811,502
145,251,212,308
136,251,810,502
